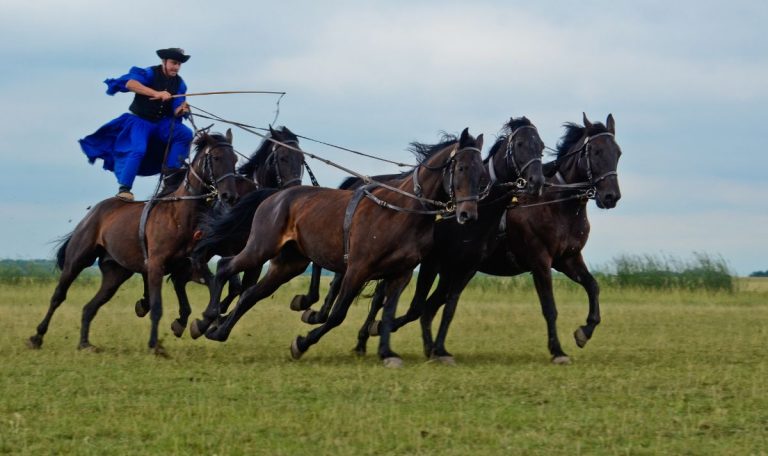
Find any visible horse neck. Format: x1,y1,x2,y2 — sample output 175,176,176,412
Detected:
401,147,454,201
254,166,277,188
488,145,514,183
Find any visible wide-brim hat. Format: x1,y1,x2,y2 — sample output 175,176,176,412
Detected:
156,48,190,63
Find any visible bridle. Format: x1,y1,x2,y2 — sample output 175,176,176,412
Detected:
411,145,484,211
262,139,303,188
489,125,543,187
185,141,237,198
560,131,619,188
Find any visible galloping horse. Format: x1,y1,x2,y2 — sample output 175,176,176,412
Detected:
133,126,306,322
295,117,546,364
27,131,239,353
409,113,622,363
347,117,546,362
193,128,487,366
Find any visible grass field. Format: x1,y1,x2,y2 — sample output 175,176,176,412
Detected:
1,276,767,455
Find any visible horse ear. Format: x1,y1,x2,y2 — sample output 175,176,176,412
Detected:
459,127,470,144
606,114,615,134
225,128,233,144
582,112,593,129
269,125,277,137
282,126,295,138
475,133,484,151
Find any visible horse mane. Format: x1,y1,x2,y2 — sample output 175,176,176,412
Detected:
338,171,411,191
408,134,459,164
237,126,298,177
543,121,611,177
194,132,229,154
485,117,534,163
192,189,280,261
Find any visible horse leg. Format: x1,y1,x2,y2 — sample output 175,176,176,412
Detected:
418,279,450,359
79,261,133,350
531,265,570,364
190,256,245,339
206,258,309,342
390,260,439,333
353,280,386,355
301,271,342,325
135,272,150,318
290,263,322,311
218,275,244,315
27,251,95,349
556,255,601,348
430,272,476,365
376,273,412,365
291,270,369,362
169,269,193,338
145,261,167,355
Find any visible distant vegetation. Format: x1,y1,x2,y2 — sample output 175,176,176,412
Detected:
0,253,737,292
749,270,768,277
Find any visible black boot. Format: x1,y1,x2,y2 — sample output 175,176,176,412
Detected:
156,168,186,197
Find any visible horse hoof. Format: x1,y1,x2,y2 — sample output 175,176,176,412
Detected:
551,355,572,365
78,343,101,353
171,319,185,338
301,309,317,325
574,327,589,348
290,295,310,311
368,320,381,337
382,357,404,369
290,337,305,360
189,320,205,340
430,355,456,366
135,298,149,318
26,335,43,349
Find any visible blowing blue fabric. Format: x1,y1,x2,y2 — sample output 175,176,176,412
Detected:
79,66,192,188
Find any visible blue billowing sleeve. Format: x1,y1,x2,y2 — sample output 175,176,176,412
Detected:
103,66,154,95
172,78,188,113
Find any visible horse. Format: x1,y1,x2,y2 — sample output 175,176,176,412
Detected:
345,117,546,363
26,130,239,354
295,117,546,365
404,113,622,364
192,128,488,366
133,126,306,324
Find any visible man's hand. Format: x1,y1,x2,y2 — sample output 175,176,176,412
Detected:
151,90,173,102
175,101,190,117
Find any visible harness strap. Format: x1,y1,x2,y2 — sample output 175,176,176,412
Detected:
139,200,157,264
342,186,372,264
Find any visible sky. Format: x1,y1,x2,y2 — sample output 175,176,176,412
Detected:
0,0,765,275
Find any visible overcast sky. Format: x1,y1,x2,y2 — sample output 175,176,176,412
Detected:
0,0,765,275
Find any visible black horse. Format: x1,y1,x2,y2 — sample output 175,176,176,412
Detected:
386,113,622,364
299,117,546,364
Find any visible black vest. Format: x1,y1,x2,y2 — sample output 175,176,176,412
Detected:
129,65,182,121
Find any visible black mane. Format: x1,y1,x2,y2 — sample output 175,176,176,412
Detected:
485,117,534,163
237,127,298,177
408,134,459,164
194,132,229,154
542,121,610,176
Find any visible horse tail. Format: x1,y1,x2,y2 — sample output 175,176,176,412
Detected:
54,233,73,271
193,188,280,262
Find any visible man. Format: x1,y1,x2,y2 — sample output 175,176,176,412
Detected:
79,47,193,201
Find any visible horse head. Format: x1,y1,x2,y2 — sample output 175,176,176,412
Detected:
488,116,545,195
554,113,622,209
189,129,238,206
238,126,305,189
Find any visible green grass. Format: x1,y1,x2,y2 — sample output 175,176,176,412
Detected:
1,277,767,455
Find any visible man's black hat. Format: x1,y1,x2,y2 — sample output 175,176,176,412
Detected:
156,48,190,63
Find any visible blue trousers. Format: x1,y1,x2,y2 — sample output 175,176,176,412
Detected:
80,113,193,188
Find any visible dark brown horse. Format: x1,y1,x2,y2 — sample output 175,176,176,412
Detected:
193,128,487,366
133,126,306,322
296,117,546,365
27,131,239,353
412,113,622,363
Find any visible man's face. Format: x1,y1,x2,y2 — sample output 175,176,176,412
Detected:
162,59,182,77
